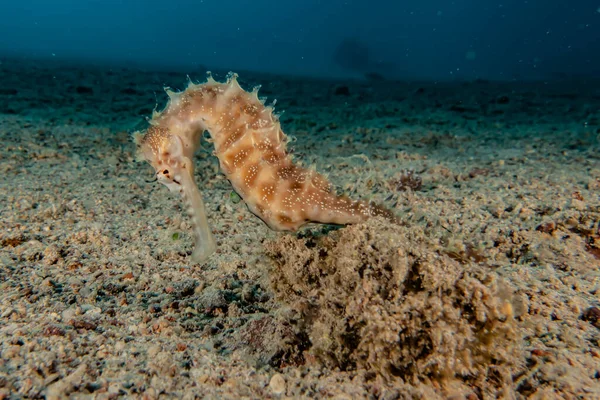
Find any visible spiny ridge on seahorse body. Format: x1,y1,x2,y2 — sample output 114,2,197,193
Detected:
133,72,395,262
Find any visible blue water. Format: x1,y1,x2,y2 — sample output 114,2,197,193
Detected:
1,0,598,81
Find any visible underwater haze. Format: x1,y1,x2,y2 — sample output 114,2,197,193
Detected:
1,0,599,80
1,0,600,399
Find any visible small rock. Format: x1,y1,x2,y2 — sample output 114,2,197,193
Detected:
43,245,60,265
333,85,350,96
147,345,161,358
84,306,102,316
61,307,77,321
468,168,489,178
582,307,600,328
141,388,158,400
269,373,286,395
536,221,556,234
1,308,15,318
43,325,66,336
70,319,97,330
46,363,86,400
570,198,585,211
148,304,161,314
531,349,552,357
43,373,60,386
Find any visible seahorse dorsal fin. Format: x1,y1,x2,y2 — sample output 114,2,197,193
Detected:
206,71,216,84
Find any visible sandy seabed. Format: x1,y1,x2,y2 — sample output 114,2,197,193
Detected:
0,59,599,399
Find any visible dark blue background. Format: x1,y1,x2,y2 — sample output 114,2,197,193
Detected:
1,0,598,80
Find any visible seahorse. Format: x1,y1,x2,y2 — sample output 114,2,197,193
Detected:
134,72,394,262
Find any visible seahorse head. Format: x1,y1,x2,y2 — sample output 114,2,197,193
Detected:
133,127,192,194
